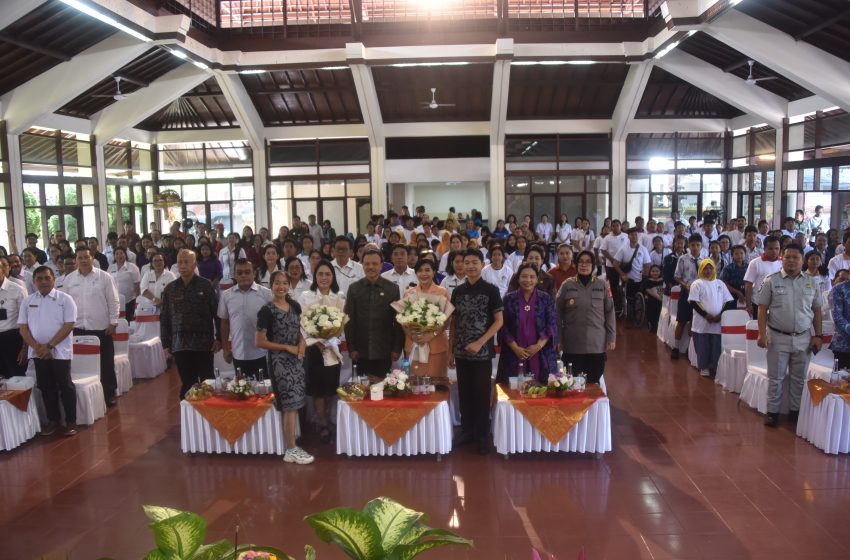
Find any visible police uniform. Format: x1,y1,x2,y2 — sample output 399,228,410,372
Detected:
556,275,616,384
0,277,27,378
753,269,822,414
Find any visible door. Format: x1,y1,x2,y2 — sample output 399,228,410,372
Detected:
738,193,763,224
557,195,584,225
45,207,83,243
676,194,700,221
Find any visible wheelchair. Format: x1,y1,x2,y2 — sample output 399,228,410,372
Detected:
618,279,647,328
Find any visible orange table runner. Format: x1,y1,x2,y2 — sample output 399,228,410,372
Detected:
345,392,448,447
189,394,275,445
0,389,32,413
497,384,606,445
807,379,850,407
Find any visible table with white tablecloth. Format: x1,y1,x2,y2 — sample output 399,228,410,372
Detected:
336,394,452,458
797,379,850,455
180,398,286,455
493,384,612,456
0,377,41,451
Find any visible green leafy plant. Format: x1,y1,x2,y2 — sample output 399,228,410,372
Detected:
305,496,473,560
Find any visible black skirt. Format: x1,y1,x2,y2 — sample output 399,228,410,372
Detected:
305,345,341,397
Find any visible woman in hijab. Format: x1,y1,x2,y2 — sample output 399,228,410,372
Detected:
687,258,733,378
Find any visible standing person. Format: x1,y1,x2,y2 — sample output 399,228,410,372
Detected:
0,256,28,378
343,248,403,382
831,266,850,369
402,258,450,380
742,225,763,263
139,253,175,307
481,245,513,298
440,250,467,297
381,243,417,298
556,251,616,384
107,247,141,321
755,244,823,427
255,271,312,464
827,232,850,280
218,259,272,379
688,259,733,377
720,245,748,309
449,248,504,455
257,245,282,288
548,244,577,292
219,233,246,289
744,236,782,319
307,214,324,248
672,234,704,359
18,266,77,436
61,247,120,407
196,243,222,289
298,260,346,444
601,220,629,314
283,256,311,300
160,249,221,399
804,251,830,296
331,236,364,296
613,227,652,310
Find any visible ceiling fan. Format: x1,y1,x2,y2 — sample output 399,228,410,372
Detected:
744,60,779,86
92,76,138,101
420,88,455,110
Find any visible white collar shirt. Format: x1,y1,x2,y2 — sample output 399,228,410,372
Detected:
140,269,176,301
555,223,572,243
61,268,119,330
828,253,850,280
688,279,733,335
297,290,346,311
440,273,466,298
217,283,272,361
331,259,364,296
8,275,28,294
107,262,141,303
219,246,246,283
615,244,652,283
0,277,27,332
381,267,417,298
602,232,629,256
482,263,513,298
18,288,77,360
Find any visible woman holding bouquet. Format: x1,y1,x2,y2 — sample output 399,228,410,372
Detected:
496,262,559,384
297,260,345,444
256,271,312,465
402,259,450,379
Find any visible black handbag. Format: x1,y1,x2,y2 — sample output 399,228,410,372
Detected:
620,245,640,274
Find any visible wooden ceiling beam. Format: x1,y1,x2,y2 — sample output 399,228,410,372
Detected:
0,31,71,61
793,7,850,40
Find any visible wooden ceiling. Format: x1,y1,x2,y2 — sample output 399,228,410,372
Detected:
636,67,744,119
240,68,363,126
57,48,186,119
136,78,238,130
508,63,629,119
0,0,116,96
373,64,493,123
678,32,812,102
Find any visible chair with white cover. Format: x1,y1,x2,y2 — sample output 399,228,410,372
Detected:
739,320,790,414
113,318,133,395
71,336,107,424
808,320,835,381
118,294,126,319
688,337,699,369
657,293,670,344
664,286,681,348
715,310,749,392
128,304,167,379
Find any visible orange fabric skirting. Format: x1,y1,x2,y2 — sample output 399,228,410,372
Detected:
346,392,448,447
0,389,32,413
497,384,605,445
807,379,850,407
189,394,274,445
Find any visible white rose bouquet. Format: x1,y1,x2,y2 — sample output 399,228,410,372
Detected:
226,375,254,400
384,369,411,397
392,293,454,364
300,301,349,366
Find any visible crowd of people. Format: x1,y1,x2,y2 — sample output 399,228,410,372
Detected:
0,203,836,457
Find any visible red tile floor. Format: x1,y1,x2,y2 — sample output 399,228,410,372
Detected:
3,323,850,559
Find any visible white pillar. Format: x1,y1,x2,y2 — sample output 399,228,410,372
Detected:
370,142,386,214
94,144,108,240
253,147,269,230
772,127,784,229
611,139,627,219
7,133,25,250
489,143,505,223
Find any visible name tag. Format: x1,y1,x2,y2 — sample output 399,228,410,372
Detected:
29,304,38,308
775,286,787,295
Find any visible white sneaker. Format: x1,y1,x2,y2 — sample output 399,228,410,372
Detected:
284,447,315,465
700,369,711,377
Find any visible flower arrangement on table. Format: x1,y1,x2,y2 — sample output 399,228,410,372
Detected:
300,302,349,366
226,374,254,400
392,294,453,364
185,382,214,401
547,372,586,396
384,369,411,397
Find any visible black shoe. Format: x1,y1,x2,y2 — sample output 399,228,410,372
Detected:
477,440,491,455
671,349,680,360
764,413,779,427
453,432,474,447
41,421,58,436
788,410,799,423
106,398,117,408
319,426,331,444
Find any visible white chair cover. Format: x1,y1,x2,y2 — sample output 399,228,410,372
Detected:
688,338,699,368
71,336,107,425
129,307,167,379
113,318,132,395
118,294,126,319
656,294,670,343
664,287,680,348
0,376,41,451
715,310,749,392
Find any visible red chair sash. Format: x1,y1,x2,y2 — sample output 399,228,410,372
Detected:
118,311,126,318
135,315,160,323
73,344,100,355
823,334,833,344
721,325,747,335
220,283,233,290
671,292,680,300
112,332,130,342
746,329,759,340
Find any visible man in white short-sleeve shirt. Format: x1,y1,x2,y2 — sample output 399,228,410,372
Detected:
331,236,364,296
613,228,652,287
744,236,782,318
0,256,28,378
381,243,417,298
218,259,272,380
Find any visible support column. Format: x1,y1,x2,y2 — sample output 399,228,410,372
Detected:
370,142,386,215
611,139,627,219
771,127,784,229
8,133,25,251
489,143,505,224
253,147,269,230
94,143,108,240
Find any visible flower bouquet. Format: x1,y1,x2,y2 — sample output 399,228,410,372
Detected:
384,369,411,397
185,382,214,401
300,299,349,366
226,374,254,400
548,372,576,397
392,293,453,364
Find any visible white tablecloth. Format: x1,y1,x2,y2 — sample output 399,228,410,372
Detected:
716,349,747,393
0,377,41,451
797,382,850,455
180,400,285,455
129,338,167,379
493,396,612,456
336,399,452,457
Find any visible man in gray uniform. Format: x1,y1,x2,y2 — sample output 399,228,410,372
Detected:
754,243,823,427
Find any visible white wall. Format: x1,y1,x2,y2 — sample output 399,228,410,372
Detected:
391,181,489,220
385,157,490,183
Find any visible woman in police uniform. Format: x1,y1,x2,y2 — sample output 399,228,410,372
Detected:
556,250,616,384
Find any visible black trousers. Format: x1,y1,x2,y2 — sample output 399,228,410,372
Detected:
606,267,623,311
174,350,215,399
233,356,268,380
561,352,607,385
34,358,76,424
73,328,116,402
836,351,850,371
0,329,26,378
646,297,662,332
455,358,492,442
354,358,392,380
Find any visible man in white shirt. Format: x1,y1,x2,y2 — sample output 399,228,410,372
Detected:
18,266,78,436
601,220,630,312
744,236,782,319
218,233,246,289
780,216,797,239
665,211,680,234
307,214,324,248
809,205,827,240
613,228,652,304
218,259,273,379
535,214,553,243
0,256,28,378
7,254,32,294
61,247,120,407
726,218,745,246
741,225,763,263
699,220,718,248
331,236,364,296
828,232,850,280
381,244,417,298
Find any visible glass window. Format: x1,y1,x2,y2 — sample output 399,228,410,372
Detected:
839,166,850,191
702,174,723,192
531,177,557,193
347,179,370,197
627,193,649,222
677,174,701,192
505,138,557,161
559,176,583,193
586,176,609,193
270,182,291,199
506,194,530,220
651,175,676,193
506,177,530,193
803,169,815,191
627,176,649,193
293,181,319,198
207,183,231,200
320,180,346,198
820,167,834,190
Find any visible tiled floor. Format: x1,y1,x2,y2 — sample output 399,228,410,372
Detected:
3,324,850,559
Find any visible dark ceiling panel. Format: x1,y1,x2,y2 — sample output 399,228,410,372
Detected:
738,0,850,64
636,67,744,119
240,68,362,126
136,78,238,130
679,32,812,101
0,0,117,95
56,48,186,119
507,63,629,119
373,64,493,123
